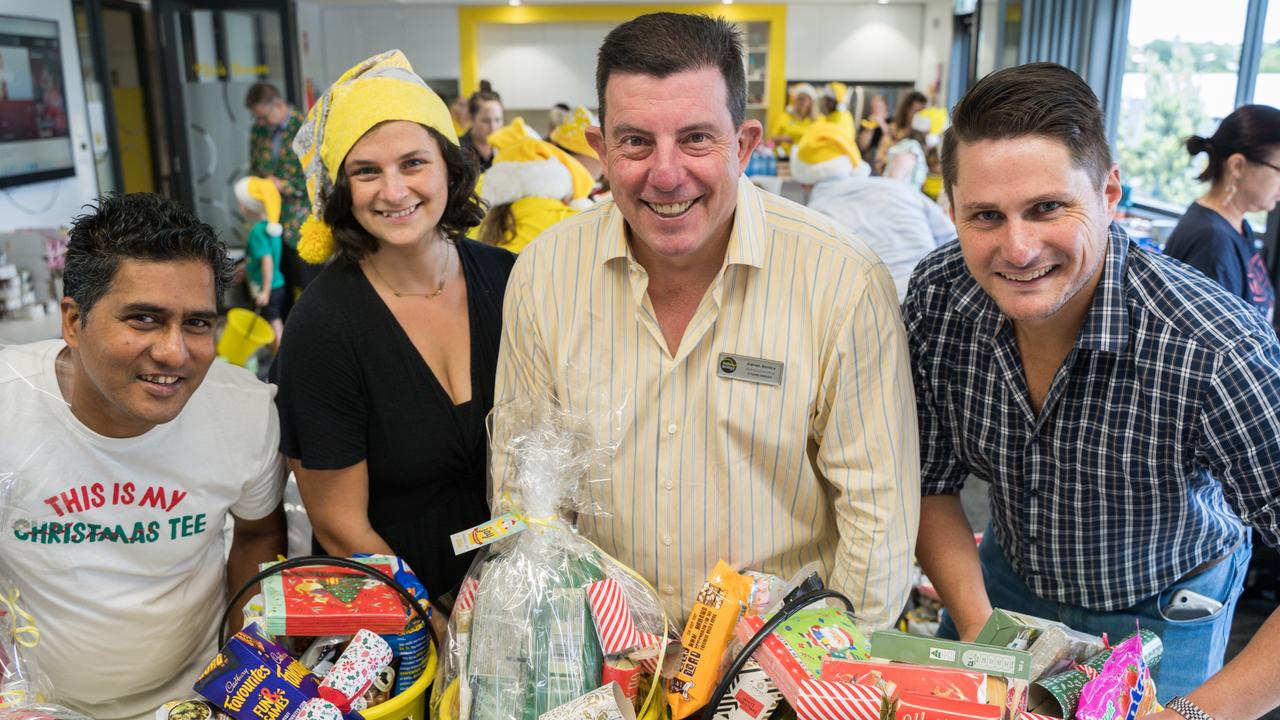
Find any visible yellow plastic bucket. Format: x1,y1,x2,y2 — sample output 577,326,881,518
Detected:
361,641,436,720
217,308,275,366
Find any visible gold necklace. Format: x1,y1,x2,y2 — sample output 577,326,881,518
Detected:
368,239,451,298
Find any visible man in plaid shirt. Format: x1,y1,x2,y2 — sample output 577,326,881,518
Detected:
905,62,1280,720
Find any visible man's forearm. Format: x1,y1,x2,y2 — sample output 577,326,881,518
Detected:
1187,606,1280,720
915,494,992,640
225,505,287,632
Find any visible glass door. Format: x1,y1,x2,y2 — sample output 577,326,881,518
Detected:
155,0,294,246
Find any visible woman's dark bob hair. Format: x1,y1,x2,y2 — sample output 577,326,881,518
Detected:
322,122,486,263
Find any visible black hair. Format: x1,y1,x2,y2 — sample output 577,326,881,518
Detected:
942,62,1111,197
596,13,746,128
1186,104,1280,183
323,124,485,263
468,80,502,118
64,192,232,320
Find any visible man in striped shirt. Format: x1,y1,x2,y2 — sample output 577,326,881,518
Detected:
493,12,920,627
906,63,1280,719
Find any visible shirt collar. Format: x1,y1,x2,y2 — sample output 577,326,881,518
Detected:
1075,223,1130,354
600,176,766,270
951,222,1131,353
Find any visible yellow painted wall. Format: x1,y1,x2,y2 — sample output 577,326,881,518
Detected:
113,86,155,193
457,4,787,134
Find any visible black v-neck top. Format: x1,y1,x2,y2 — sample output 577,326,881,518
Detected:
274,238,515,598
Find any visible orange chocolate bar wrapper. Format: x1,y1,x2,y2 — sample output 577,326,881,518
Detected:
667,560,753,720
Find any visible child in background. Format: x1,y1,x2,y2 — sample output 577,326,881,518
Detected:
233,176,286,352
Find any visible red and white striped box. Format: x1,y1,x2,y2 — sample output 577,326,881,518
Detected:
792,678,886,720
455,576,479,612
586,577,663,656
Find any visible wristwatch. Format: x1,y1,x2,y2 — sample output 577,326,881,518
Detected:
1167,696,1214,720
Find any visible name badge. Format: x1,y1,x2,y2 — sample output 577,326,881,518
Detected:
717,352,783,386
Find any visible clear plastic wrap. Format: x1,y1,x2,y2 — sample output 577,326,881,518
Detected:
0,399,77,720
0,469,51,712
431,397,670,720
0,580,54,712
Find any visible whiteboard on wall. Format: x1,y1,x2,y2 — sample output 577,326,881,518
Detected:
786,4,924,82
476,22,617,110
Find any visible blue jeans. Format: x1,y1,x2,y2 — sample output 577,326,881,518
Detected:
937,528,1251,701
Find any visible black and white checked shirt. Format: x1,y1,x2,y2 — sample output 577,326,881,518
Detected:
905,224,1280,611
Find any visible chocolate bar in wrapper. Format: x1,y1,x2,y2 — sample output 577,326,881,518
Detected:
192,623,326,720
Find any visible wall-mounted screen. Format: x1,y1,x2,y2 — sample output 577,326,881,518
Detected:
0,15,74,189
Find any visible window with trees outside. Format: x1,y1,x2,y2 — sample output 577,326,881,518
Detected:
1254,4,1280,109
1114,0,1249,216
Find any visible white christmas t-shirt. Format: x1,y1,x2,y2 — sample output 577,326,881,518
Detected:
0,340,285,720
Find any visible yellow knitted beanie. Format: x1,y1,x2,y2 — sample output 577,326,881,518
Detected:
292,49,458,264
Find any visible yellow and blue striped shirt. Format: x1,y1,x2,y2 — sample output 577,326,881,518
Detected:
494,177,920,626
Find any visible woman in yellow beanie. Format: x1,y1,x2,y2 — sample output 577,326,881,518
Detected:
477,137,593,253
274,50,516,615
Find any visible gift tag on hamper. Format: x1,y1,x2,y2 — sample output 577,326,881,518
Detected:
451,513,529,554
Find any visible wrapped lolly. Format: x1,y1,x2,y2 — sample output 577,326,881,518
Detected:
318,630,394,713
1075,632,1158,720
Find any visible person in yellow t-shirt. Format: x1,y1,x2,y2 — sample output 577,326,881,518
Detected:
769,82,818,154
820,82,856,142
477,138,594,253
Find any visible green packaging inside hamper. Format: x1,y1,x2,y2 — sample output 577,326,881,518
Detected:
530,555,605,718
1028,629,1162,719
467,548,605,720
974,609,1103,681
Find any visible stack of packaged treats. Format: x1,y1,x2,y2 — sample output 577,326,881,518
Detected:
172,553,434,720
430,399,670,720
865,629,1031,720
191,624,397,720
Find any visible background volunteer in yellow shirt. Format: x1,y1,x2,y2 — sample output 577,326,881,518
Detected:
769,81,818,155
821,81,856,142
477,137,593,253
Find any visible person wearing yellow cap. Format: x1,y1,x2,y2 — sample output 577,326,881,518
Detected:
793,122,954,302
550,105,604,185
275,50,516,618
768,82,818,155
233,175,287,350
820,82,856,142
477,138,592,253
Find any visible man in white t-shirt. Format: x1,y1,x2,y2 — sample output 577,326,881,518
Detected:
0,193,286,720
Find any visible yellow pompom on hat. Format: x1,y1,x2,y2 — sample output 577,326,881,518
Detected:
487,116,542,154
233,176,283,237
549,106,598,161
291,49,458,264
790,121,868,185
828,82,849,107
480,138,594,207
